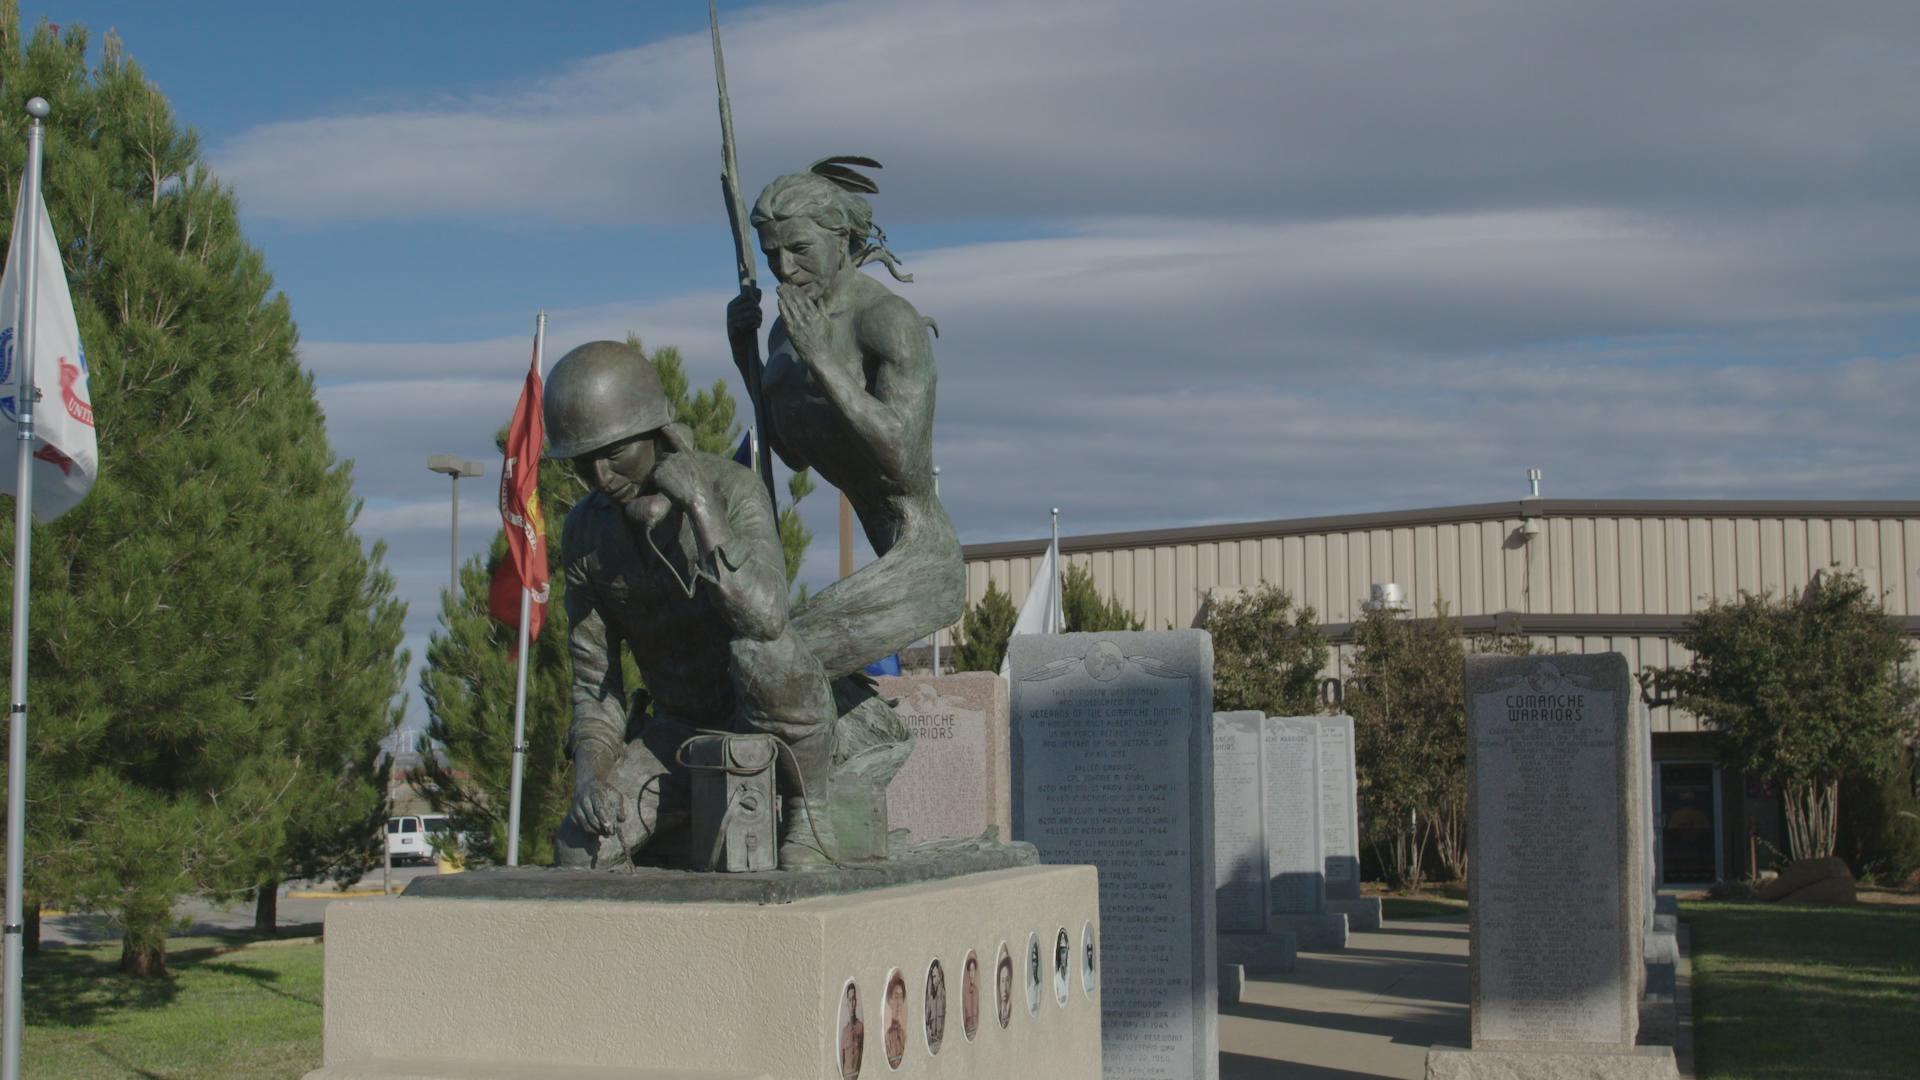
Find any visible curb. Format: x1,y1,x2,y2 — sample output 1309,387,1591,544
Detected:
286,889,390,899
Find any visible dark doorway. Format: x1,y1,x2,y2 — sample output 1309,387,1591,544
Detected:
1658,762,1721,884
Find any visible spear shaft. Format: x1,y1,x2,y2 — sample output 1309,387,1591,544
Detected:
709,1,776,504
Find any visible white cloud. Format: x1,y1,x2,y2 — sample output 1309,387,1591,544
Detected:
215,0,1920,227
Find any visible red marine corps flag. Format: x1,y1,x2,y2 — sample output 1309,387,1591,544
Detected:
489,325,550,647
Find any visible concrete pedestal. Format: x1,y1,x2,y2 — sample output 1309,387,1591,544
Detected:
1425,1045,1679,1079
306,865,1100,1080
1268,912,1348,950
1328,897,1382,932
1217,931,1297,975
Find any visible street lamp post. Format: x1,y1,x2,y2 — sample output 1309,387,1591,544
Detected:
427,455,485,596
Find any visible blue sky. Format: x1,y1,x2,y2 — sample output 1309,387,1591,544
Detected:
22,1,1920,734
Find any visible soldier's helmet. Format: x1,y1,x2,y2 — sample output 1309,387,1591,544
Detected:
543,341,673,460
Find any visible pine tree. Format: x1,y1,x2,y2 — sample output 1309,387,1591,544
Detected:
950,582,1018,672
414,339,810,864
1061,563,1143,633
0,16,408,974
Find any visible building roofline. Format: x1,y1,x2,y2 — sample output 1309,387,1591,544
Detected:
962,499,1920,561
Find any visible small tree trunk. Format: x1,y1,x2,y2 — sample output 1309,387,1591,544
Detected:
119,896,172,978
254,880,279,936
22,902,38,956
1783,780,1842,861
119,936,168,978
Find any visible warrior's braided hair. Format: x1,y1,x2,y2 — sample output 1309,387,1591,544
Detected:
751,155,913,283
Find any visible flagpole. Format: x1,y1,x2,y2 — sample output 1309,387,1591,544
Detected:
504,310,544,867
3,96,49,1080
1050,507,1061,633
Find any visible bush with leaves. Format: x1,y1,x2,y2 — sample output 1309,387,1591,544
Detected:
949,581,1017,673
1062,563,1143,633
1204,584,1328,718
1645,569,1917,862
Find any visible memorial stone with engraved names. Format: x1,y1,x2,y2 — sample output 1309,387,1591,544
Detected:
1310,715,1380,931
877,672,1011,843
1212,712,1268,933
1012,631,1218,1080
1261,717,1347,949
1425,653,1676,1080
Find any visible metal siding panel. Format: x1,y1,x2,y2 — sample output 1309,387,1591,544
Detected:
1457,522,1482,616
1369,528,1392,585
1735,518,1760,597
1092,550,1112,598
1394,528,1416,601
1831,518,1856,573
1349,532,1370,620
1198,542,1220,600
1710,518,1735,602
1879,521,1906,613
1414,526,1437,617
1619,518,1642,615
1131,548,1152,624
1759,519,1785,600
1177,544,1200,630
1688,519,1713,611
1304,534,1327,620
1008,557,1031,611
1240,539,1261,588
1643,518,1667,615
1592,518,1615,615
1808,518,1833,577
1438,524,1461,613
1271,536,1292,597
1483,521,1508,611
1154,547,1175,632
1574,515,1605,611
1660,521,1684,614
1327,533,1351,622
1536,515,1566,611
1555,517,1580,613
1506,521,1529,613
1783,519,1809,595
1906,521,1920,617
1109,549,1131,614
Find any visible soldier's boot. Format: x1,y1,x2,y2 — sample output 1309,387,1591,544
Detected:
777,728,837,870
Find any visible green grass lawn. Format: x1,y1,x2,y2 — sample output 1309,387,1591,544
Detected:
22,935,322,1079
1688,899,1920,1080
1380,894,1468,920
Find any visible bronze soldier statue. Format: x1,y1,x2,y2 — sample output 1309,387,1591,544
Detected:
546,341,899,870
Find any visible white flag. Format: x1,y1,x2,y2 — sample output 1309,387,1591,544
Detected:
0,177,96,521
1000,532,1064,677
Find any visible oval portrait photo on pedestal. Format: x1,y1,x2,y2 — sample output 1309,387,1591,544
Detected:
1081,920,1097,995
1053,927,1072,1006
924,958,947,1056
882,968,908,1071
961,950,980,1042
836,978,864,1080
1025,931,1042,1016
995,942,1013,1029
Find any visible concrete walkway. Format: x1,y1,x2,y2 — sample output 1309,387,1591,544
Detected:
1220,910,1696,1079
1221,912,1470,1079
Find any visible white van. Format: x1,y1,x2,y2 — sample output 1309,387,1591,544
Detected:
385,815,431,865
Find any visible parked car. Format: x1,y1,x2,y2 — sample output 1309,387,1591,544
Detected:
385,815,432,865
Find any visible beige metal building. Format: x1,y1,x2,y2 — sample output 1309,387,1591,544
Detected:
961,498,1920,883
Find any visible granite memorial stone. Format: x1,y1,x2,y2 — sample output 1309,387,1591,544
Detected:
1426,653,1676,1079
878,672,1011,843
1309,714,1381,931
1011,630,1218,1080
1212,711,1268,933
1261,717,1347,949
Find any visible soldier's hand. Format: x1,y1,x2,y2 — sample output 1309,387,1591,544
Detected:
570,763,628,838
727,288,763,343
648,452,712,516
